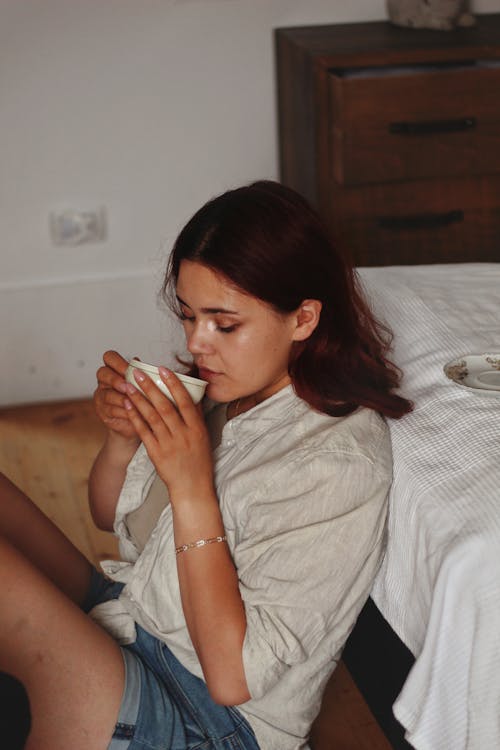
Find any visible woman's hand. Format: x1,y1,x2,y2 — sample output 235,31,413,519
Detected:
123,367,214,500
94,350,140,443
124,367,250,704
90,351,142,530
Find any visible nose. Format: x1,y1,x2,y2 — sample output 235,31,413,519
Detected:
186,321,215,355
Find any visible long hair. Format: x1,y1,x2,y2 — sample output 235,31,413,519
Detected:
162,180,412,419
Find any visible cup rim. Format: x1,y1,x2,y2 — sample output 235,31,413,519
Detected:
127,360,207,387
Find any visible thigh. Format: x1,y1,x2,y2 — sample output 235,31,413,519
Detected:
0,537,125,750
0,472,92,605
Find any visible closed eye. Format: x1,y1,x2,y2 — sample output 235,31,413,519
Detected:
217,324,238,334
176,309,194,323
175,309,238,334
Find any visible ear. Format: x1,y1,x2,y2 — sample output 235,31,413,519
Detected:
291,299,322,342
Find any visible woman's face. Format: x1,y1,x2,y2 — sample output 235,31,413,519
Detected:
175,260,299,405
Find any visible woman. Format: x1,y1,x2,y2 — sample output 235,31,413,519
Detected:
0,180,412,749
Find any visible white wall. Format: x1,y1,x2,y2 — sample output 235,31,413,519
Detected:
1,0,497,405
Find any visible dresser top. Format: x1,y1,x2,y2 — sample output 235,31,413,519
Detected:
275,14,500,67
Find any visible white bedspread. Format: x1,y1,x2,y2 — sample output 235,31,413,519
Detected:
357,263,500,750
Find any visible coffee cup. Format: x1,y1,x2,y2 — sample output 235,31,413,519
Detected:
125,360,208,404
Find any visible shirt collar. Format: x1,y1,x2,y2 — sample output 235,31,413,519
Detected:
219,385,300,449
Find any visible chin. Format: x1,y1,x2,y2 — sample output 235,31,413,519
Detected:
205,384,231,403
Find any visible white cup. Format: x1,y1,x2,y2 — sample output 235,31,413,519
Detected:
125,360,208,404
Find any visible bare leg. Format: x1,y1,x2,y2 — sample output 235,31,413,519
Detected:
0,537,125,750
0,472,92,604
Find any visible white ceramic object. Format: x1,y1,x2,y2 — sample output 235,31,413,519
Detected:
125,360,207,404
444,353,500,396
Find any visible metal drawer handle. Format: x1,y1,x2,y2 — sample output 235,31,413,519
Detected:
377,210,464,230
389,118,476,135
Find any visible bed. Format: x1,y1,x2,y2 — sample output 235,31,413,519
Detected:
335,261,500,750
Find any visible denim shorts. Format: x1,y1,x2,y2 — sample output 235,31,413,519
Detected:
83,568,260,750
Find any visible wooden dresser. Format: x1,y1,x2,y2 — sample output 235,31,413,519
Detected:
275,15,500,266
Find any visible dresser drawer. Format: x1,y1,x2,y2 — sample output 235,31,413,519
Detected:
330,175,500,265
329,65,500,186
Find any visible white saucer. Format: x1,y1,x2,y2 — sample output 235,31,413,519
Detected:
444,353,500,396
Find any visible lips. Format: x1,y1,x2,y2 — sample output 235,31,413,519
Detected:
197,366,220,381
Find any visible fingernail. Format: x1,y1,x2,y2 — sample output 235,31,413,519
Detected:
134,369,145,383
159,367,171,379
125,383,137,394
124,398,133,410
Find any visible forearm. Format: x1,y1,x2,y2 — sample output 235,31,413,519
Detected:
119,370,249,702
88,432,140,531
172,492,250,706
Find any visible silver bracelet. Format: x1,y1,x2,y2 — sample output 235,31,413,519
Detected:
175,535,227,555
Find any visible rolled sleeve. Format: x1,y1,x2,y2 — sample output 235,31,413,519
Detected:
113,443,156,561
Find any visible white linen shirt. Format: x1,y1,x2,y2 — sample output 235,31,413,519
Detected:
93,385,392,750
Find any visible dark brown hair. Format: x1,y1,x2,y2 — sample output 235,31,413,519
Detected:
163,180,412,419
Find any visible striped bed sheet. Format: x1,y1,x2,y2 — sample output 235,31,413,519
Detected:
357,263,500,750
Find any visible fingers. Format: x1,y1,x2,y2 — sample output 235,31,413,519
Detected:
99,389,130,420
96,351,130,394
157,368,198,424
93,351,139,439
93,387,130,428
133,368,195,417
124,370,182,437
123,369,212,493
103,350,130,377
123,394,156,446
